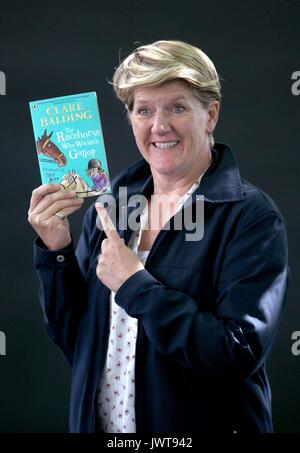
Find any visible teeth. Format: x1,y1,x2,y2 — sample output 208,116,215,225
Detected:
154,141,178,149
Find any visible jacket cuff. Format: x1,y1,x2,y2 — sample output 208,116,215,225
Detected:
34,236,76,269
115,269,159,316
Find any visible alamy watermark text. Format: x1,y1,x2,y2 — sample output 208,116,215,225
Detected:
291,331,300,356
291,71,300,95
0,71,6,95
0,331,6,356
96,188,205,241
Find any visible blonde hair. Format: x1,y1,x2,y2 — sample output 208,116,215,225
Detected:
112,40,221,148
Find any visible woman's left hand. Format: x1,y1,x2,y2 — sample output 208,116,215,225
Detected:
95,203,144,292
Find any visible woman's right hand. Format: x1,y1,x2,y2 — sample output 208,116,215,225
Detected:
28,184,84,250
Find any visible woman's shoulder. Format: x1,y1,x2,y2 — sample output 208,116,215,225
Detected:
239,177,285,223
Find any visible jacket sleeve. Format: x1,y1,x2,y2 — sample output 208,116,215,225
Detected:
115,209,289,380
34,205,96,365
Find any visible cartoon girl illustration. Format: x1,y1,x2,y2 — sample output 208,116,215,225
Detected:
86,159,109,191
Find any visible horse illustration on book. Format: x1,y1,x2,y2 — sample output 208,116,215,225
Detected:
36,129,67,167
60,169,93,197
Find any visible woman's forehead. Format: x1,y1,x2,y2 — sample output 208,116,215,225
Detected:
133,80,192,104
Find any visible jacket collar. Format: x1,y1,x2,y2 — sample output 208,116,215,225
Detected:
199,143,244,203
111,142,244,204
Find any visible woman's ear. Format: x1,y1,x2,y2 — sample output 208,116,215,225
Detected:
207,101,220,134
126,109,132,126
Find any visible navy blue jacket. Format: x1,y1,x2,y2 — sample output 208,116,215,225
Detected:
34,143,289,433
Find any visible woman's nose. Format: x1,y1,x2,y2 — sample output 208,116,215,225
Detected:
151,113,171,134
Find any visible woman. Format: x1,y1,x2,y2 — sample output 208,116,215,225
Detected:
28,40,289,433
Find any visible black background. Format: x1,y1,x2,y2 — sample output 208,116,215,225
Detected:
0,0,299,433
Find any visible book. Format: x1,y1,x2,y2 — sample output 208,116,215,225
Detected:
29,91,111,198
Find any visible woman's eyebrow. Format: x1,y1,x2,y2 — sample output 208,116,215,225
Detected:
168,96,188,103
134,100,149,106
134,95,188,105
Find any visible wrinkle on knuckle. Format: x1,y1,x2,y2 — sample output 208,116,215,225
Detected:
34,215,42,226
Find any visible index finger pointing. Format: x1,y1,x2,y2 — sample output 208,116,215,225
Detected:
95,202,120,241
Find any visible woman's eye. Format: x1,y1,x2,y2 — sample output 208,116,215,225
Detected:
137,107,150,116
172,105,185,113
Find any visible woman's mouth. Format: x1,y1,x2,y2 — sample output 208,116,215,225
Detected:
152,141,180,149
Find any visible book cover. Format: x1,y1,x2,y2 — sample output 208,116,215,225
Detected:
29,91,111,198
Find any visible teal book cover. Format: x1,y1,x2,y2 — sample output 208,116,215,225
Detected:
29,91,110,198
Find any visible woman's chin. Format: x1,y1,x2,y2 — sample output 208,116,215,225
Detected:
150,160,182,176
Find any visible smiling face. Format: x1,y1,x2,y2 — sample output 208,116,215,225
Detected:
90,167,99,177
129,80,219,183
